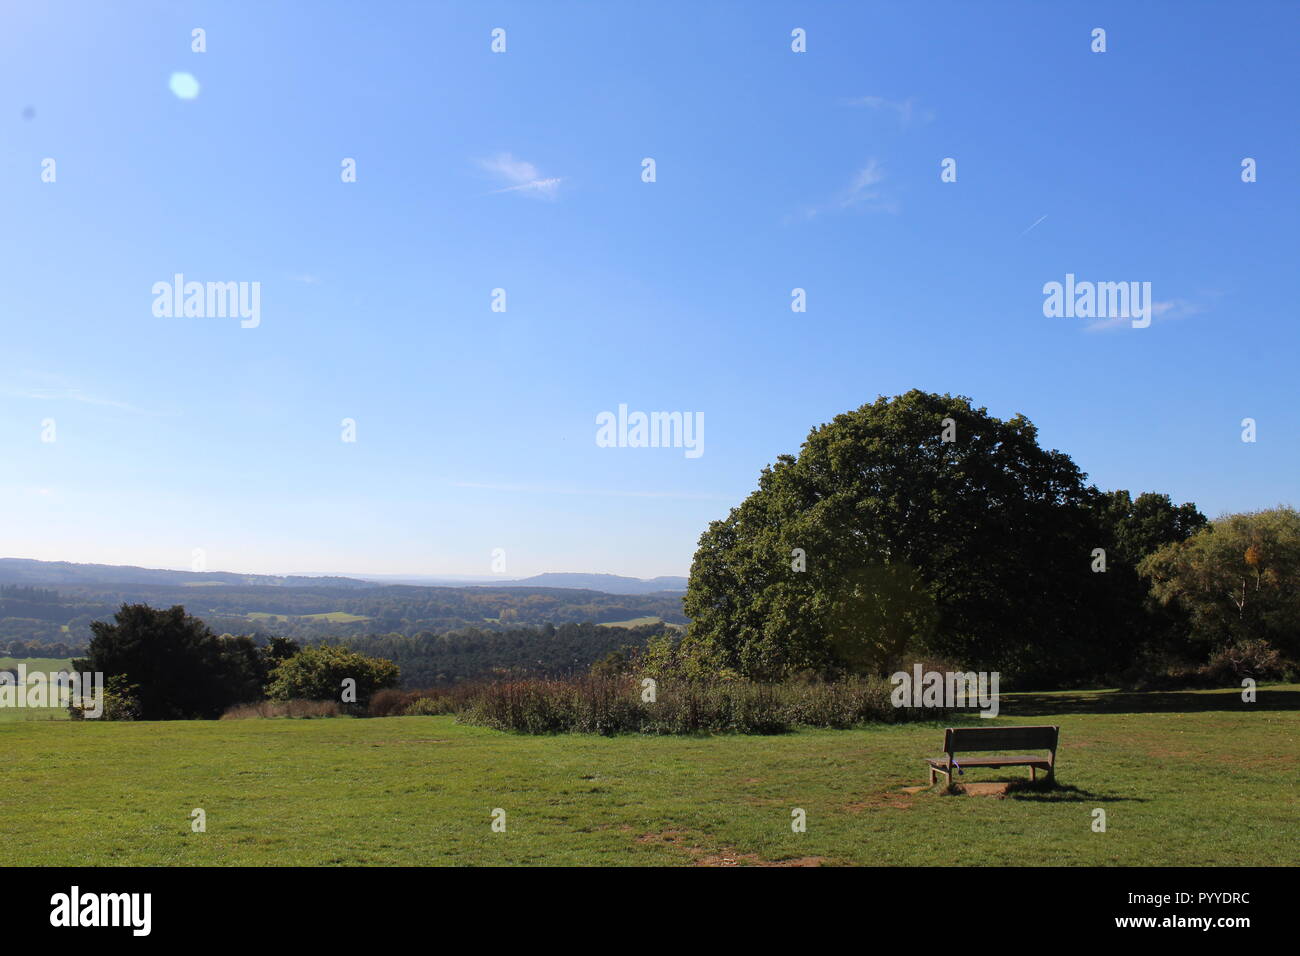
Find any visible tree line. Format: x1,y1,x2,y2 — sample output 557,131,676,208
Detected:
318,622,672,687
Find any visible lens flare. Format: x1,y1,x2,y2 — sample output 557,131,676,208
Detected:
169,72,200,99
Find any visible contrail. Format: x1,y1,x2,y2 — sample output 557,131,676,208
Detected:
1020,214,1048,236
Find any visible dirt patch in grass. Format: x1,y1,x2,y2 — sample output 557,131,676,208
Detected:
636,828,693,846
957,782,1011,796
694,850,826,867
845,787,921,812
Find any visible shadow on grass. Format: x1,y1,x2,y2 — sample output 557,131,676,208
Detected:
1000,687,1300,717
1003,780,1145,803
937,779,1144,803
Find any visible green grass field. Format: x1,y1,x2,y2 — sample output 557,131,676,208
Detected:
597,616,662,628
0,707,70,723
0,659,75,722
0,657,73,672
246,611,370,623
2,685,1296,866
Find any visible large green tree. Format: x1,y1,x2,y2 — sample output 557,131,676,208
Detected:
682,391,1192,685
1090,490,1208,662
73,604,266,719
1097,490,1207,565
1140,507,1300,661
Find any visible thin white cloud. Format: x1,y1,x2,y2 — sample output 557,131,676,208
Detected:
490,178,563,197
1085,298,1206,333
847,95,934,126
3,384,149,413
842,160,886,208
796,159,897,220
286,273,320,284
479,153,564,199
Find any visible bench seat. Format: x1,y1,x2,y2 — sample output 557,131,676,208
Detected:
926,755,1051,770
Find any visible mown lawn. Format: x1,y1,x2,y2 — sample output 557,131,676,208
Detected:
0,707,69,723
0,657,73,672
0,659,75,722
2,685,1295,866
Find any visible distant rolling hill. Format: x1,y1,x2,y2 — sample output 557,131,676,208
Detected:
0,558,371,590
0,558,689,648
500,573,687,594
0,560,687,595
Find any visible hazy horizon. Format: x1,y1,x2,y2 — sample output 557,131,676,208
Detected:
0,555,690,583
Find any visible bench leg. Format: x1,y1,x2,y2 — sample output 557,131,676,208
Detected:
929,767,936,785
1031,766,1036,782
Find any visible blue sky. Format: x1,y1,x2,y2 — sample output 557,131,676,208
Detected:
2,1,1297,578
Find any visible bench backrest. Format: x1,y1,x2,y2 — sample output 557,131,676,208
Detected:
944,725,1058,755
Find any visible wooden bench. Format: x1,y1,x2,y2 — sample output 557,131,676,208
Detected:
927,725,1059,786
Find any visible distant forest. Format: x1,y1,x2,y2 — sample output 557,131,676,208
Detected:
325,622,670,687
0,577,687,657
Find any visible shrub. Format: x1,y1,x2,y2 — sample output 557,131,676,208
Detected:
1116,650,1206,691
462,678,640,734
456,674,943,735
403,696,461,716
266,645,399,707
70,675,142,721
1202,639,1286,685
368,688,415,717
1119,640,1290,690
369,684,486,717
220,699,342,719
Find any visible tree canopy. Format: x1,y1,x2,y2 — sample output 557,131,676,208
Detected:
73,604,268,719
681,390,1206,685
